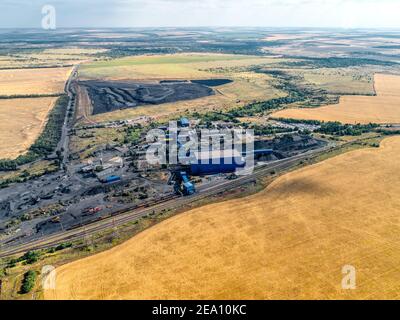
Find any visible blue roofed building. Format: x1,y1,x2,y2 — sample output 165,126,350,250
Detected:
178,117,190,127
190,149,246,176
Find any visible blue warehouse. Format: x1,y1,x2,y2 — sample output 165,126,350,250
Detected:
190,150,246,176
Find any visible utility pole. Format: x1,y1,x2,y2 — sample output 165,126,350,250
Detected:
112,216,119,239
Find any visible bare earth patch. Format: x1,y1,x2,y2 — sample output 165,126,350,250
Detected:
46,136,400,300
0,97,57,159
271,74,400,124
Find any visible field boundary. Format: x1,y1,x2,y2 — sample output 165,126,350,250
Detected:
0,93,63,100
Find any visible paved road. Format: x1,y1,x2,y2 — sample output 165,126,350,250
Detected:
0,144,335,259
60,66,78,170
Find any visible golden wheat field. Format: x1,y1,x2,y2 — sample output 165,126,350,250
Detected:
272,74,400,124
0,97,57,159
46,136,400,300
0,67,72,96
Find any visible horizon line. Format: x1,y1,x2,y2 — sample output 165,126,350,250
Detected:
1,26,400,31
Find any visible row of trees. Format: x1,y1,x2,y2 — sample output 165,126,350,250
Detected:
0,93,62,99
270,117,323,126
228,95,302,117
317,122,379,136
226,68,331,118
285,56,397,68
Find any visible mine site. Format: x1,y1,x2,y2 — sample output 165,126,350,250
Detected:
1,3,400,303
81,80,216,114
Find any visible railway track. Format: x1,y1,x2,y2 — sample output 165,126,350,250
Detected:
0,145,333,259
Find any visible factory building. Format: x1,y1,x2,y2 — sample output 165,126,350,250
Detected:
190,149,246,175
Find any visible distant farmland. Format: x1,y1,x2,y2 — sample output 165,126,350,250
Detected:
0,67,72,96
79,53,269,80
46,136,400,300
78,53,284,122
271,74,400,124
0,97,58,159
0,66,72,159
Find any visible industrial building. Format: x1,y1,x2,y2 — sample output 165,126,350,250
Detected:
190,149,246,175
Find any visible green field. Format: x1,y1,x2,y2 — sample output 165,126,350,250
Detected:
79,53,280,80
77,53,285,122
82,53,254,69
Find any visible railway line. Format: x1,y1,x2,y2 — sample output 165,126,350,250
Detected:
0,144,334,259
0,63,375,259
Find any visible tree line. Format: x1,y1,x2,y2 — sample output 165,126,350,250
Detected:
0,95,69,171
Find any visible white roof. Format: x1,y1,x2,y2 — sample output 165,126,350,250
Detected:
109,156,123,164
194,149,242,161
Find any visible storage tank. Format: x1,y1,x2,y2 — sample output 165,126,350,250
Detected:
178,117,190,128
103,175,121,184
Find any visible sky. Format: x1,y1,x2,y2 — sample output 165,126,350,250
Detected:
1,0,400,29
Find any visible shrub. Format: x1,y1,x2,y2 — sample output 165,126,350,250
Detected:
55,242,72,251
20,270,37,294
22,251,41,264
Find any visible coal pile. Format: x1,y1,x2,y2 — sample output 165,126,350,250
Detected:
255,134,327,158
81,80,215,115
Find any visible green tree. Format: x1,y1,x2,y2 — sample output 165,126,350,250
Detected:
22,251,41,264
20,270,37,294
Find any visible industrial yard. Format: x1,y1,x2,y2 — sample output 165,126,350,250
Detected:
1,27,400,301
0,113,326,244
45,136,400,300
